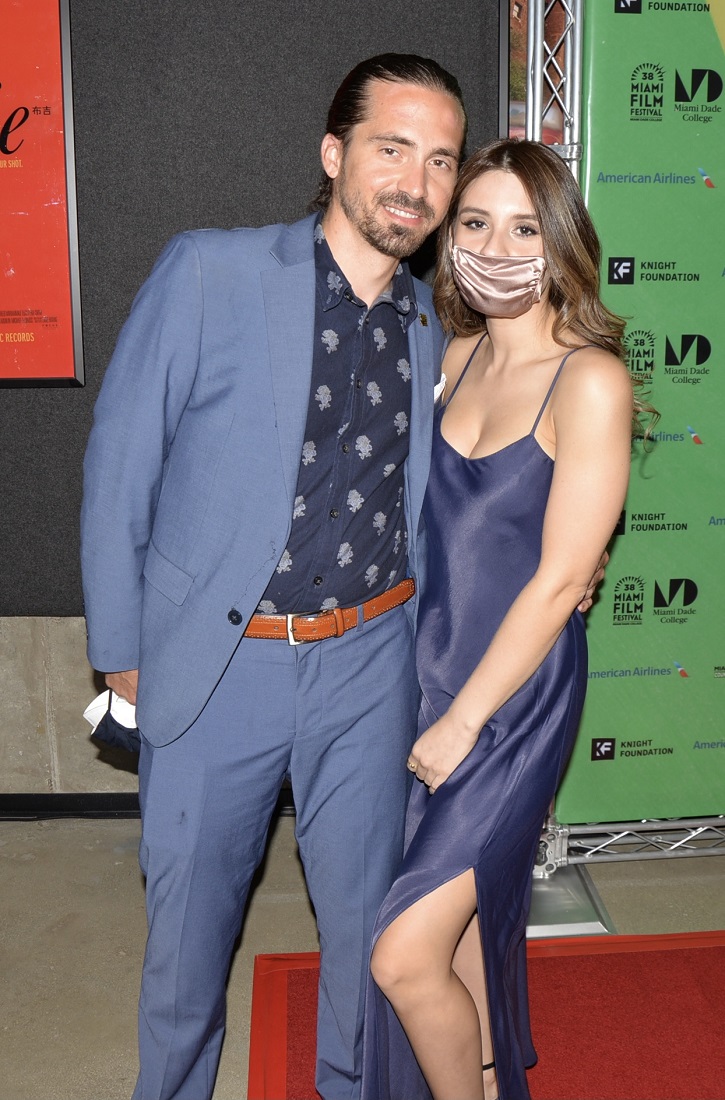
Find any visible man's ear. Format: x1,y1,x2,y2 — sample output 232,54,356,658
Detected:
320,133,343,181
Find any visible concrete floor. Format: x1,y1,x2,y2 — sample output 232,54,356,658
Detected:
1,617,723,1097
1,813,724,1100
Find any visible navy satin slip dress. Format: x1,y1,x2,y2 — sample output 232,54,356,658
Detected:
361,339,589,1100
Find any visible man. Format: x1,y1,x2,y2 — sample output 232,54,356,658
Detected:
82,54,467,1100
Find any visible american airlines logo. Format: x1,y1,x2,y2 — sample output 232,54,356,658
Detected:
608,257,635,284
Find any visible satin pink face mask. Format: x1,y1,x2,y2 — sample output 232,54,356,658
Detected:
451,246,547,318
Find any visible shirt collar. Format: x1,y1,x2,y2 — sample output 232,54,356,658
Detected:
314,217,418,329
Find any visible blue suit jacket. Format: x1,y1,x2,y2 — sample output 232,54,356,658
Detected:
81,215,445,745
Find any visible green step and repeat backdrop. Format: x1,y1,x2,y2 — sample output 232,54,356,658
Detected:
555,1,724,823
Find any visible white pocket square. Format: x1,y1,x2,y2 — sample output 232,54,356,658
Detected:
433,373,447,403
83,690,137,732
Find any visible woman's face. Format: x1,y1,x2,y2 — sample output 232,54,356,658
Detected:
452,169,544,258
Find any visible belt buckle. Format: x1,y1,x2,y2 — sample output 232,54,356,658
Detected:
286,614,304,646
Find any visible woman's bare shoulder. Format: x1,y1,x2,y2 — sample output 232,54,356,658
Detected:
555,344,633,419
559,345,631,391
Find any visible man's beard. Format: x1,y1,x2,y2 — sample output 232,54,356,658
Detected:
338,177,436,259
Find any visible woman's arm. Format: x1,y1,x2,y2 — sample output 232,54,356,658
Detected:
409,349,633,792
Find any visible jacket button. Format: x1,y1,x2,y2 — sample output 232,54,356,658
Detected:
227,608,243,626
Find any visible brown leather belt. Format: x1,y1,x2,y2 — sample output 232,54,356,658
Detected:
244,577,415,644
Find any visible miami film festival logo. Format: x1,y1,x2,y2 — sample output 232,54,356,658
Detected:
613,575,644,626
625,329,655,383
653,578,698,624
675,68,723,125
664,333,712,386
630,63,664,122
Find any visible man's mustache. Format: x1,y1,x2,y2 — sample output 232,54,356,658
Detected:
377,191,436,221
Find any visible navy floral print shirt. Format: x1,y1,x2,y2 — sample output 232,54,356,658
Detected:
258,219,417,614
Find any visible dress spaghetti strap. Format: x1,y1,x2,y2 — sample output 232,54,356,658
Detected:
444,332,487,407
530,345,592,435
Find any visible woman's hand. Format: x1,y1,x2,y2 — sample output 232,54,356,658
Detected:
407,714,479,794
577,549,609,613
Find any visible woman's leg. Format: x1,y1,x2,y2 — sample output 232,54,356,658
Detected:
370,869,484,1100
453,915,499,1100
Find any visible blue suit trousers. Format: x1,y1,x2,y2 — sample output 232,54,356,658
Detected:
131,604,418,1100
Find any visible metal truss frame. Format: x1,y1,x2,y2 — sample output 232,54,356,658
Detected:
535,815,725,878
526,0,583,176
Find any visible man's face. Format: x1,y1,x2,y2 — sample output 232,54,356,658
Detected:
323,80,465,259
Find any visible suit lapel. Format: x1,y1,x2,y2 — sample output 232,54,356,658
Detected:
406,313,437,540
262,219,316,507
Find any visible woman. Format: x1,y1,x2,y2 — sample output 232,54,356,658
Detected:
361,139,652,1100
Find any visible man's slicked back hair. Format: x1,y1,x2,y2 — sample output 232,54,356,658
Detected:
310,53,467,212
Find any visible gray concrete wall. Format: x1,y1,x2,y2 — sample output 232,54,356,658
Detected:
0,617,137,793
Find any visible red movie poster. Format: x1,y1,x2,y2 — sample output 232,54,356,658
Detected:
0,0,83,383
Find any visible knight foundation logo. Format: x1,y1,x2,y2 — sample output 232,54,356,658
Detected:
613,576,645,626
623,3,724,16
591,738,616,761
629,511,688,534
608,257,635,284
608,257,701,285
630,64,664,122
592,735,676,762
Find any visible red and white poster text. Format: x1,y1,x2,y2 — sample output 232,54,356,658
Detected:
1,0,82,382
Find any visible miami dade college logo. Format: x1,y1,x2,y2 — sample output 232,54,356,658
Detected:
608,257,635,284
674,69,723,124
665,334,711,366
591,738,616,761
653,578,698,623
664,334,712,385
630,64,664,122
615,0,641,11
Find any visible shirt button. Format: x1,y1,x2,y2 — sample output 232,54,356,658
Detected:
329,509,339,519
341,443,350,453
356,378,362,389
227,608,243,626
313,575,323,586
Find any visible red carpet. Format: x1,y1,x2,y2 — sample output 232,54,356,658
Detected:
247,932,725,1100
